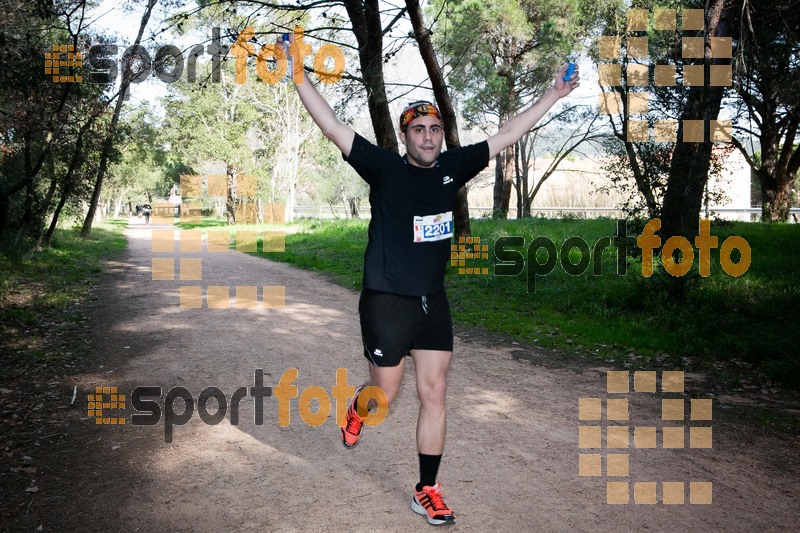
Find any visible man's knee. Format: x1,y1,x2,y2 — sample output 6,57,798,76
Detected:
418,378,447,410
374,383,400,407
369,363,404,406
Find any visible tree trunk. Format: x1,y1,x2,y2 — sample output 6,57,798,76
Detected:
20,179,35,237
0,65,76,237
0,190,9,236
26,170,59,243
514,142,522,219
349,197,360,218
44,183,71,245
758,117,798,221
342,0,398,153
42,122,88,245
492,153,504,217
80,0,158,237
662,0,733,243
492,72,518,219
405,0,471,236
226,163,235,225
623,141,660,217
341,191,351,219
660,0,733,299
113,188,128,218
500,147,514,216
521,136,532,217
761,175,794,221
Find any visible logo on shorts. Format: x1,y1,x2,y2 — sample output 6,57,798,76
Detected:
374,349,383,357
442,176,453,185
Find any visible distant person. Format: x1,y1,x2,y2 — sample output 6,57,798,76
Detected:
141,203,151,225
282,34,579,526
135,204,142,218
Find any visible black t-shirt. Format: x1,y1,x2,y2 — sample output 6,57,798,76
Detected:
345,133,489,296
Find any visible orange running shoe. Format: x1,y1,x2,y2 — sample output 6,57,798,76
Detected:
340,384,366,448
411,483,456,526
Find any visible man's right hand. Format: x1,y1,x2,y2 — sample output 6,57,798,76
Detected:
277,32,294,82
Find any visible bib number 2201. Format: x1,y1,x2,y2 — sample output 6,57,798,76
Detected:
414,212,453,243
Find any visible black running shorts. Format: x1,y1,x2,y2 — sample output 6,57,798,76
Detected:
358,288,453,367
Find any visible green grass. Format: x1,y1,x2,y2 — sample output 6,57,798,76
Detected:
271,219,369,290
0,222,127,379
174,216,229,229
171,216,800,389
446,219,800,382
238,217,798,389
176,218,369,289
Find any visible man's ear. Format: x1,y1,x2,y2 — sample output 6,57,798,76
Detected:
399,130,407,146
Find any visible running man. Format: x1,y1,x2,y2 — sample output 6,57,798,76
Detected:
141,203,152,225
283,35,579,526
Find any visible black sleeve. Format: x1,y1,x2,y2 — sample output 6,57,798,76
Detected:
450,141,490,188
343,133,395,187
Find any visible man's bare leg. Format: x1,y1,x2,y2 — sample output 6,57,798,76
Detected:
410,349,451,454
367,359,406,408
409,349,455,525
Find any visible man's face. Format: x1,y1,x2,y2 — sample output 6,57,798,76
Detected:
400,116,444,168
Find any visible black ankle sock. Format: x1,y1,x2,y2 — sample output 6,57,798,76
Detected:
416,453,442,491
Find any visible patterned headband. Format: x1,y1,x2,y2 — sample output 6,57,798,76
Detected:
399,101,443,132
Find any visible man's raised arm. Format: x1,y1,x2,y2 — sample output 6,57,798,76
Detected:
285,37,355,158
486,64,580,160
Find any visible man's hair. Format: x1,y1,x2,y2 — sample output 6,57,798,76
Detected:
399,101,443,132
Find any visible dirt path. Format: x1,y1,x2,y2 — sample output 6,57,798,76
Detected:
44,221,800,531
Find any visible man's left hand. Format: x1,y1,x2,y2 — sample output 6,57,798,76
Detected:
554,63,580,97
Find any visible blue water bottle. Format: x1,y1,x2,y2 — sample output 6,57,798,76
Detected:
281,33,291,83
563,61,576,82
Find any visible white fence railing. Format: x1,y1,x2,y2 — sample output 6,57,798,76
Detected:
144,205,799,222
294,206,800,222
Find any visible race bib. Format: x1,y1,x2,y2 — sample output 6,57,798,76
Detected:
414,212,453,242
